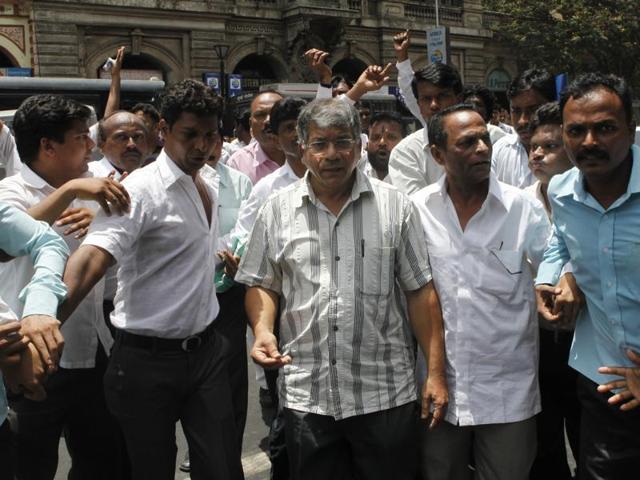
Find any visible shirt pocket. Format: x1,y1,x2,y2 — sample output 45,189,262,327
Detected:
359,246,394,296
478,248,523,295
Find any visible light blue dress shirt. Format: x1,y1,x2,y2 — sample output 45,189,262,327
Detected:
536,145,640,384
200,163,252,292
0,201,69,423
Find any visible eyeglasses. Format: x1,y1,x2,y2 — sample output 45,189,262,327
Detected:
304,138,357,154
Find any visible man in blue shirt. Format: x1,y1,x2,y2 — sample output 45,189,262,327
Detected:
536,72,640,480
0,201,69,478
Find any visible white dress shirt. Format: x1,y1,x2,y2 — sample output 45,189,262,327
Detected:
411,175,551,425
491,133,535,188
227,160,301,251
0,124,22,179
0,166,112,368
388,128,444,196
87,157,124,301
83,150,220,339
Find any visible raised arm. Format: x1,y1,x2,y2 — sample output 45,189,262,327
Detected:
103,46,125,120
345,63,392,103
304,48,333,100
393,30,425,126
58,245,114,322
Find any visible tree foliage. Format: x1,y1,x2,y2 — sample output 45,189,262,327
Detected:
483,0,640,92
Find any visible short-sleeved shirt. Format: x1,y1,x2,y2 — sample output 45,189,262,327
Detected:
236,170,432,419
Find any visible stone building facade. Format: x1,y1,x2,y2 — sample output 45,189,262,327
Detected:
0,0,517,98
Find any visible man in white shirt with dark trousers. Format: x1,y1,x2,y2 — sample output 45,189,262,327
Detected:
60,80,243,480
411,104,552,480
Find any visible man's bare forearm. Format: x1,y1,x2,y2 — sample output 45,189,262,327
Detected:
406,281,446,377
58,245,113,322
245,286,279,335
27,181,78,225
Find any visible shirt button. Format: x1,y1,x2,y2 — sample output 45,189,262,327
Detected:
331,359,337,365
607,281,613,287
333,326,338,331
335,256,340,261
603,247,609,253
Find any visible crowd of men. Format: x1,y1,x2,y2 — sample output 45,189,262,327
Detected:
0,28,637,480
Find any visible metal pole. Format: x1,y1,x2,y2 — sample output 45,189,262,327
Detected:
435,0,440,27
220,57,225,99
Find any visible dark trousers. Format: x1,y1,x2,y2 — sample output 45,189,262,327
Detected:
577,373,640,480
0,419,14,480
265,321,288,480
214,285,249,451
9,346,126,480
283,403,419,480
530,328,581,480
104,329,244,480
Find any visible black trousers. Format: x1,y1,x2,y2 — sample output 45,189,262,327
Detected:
577,373,640,480
0,419,13,480
283,403,419,480
9,346,126,480
213,285,249,452
530,328,581,480
104,328,244,480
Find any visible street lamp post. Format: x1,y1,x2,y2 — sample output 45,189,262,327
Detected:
213,44,230,98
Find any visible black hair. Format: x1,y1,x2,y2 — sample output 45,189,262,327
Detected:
269,97,306,134
235,109,251,131
528,102,562,134
427,103,478,148
130,103,160,124
411,62,463,100
507,68,556,102
13,94,92,165
559,72,634,124
369,111,408,137
159,79,222,127
331,75,353,90
462,84,496,121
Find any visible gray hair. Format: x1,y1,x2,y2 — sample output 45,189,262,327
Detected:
297,98,362,145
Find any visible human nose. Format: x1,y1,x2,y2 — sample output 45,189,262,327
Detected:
582,129,598,147
530,145,544,161
477,137,490,154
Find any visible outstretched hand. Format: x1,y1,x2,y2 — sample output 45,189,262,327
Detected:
598,349,640,411
251,331,291,370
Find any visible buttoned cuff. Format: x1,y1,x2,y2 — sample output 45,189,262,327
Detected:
535,262,562,286
21,287,62,318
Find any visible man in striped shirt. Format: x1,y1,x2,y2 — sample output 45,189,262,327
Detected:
236,98,447,480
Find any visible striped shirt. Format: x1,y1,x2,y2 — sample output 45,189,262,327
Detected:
236,169,432,419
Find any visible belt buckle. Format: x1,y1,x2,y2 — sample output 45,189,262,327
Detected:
181,335,202,352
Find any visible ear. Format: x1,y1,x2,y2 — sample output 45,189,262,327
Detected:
430,144,445,166
158,118,169,136
40,137,57,160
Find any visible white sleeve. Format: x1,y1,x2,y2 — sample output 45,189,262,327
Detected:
0,125,22,177
316,84,332,100
396,59,425,127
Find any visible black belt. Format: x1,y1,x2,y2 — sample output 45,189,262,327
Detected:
115,323,216,353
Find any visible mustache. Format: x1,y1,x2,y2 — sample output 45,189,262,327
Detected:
576,148,609,162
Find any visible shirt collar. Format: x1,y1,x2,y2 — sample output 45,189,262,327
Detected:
428,173,509,212
253,142,272,168
157,149,190,188
555,144,640,203
294,168,373,209
20,165,50,191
